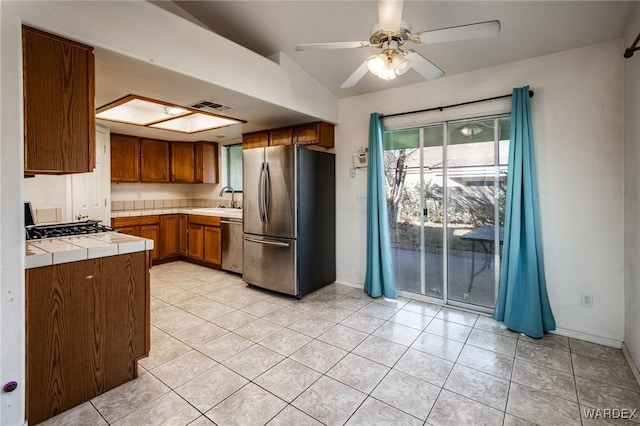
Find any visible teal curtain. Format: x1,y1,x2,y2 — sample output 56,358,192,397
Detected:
364,113,398,299
493,86,556,338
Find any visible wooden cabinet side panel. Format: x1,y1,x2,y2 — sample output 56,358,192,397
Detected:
204,226,222,266
160,215,180,259
101,252,147,390
110,134,140,182
23,26,95,174
179,214,188,256
140,139,170,182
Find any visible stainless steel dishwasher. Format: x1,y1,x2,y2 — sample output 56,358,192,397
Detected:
221,218,243,273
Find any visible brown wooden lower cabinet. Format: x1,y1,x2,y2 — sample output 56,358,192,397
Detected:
112,214,222,267
112,216,160,261
187,223,204,260
187,215,222,267
204,226,222,265
160,214,181,259
25,251,150,425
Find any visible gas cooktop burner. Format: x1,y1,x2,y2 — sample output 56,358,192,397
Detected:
26,220,116,240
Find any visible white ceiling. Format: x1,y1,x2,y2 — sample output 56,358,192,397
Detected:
95,0,637,141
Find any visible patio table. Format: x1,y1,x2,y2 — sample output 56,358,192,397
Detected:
460,225,504,293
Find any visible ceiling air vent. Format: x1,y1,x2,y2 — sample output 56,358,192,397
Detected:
189,100,233,113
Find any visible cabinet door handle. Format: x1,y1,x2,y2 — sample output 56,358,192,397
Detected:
85,275,94,280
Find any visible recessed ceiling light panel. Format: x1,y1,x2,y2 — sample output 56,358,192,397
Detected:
96,94,245,133
150,113,241,134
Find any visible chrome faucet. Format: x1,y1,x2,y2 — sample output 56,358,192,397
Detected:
219,186,237,208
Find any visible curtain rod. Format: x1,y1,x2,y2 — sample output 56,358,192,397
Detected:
381,90,534,119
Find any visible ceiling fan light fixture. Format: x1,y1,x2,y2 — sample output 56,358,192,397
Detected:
367,53,387,76
367,50,412,81
392,52,412,75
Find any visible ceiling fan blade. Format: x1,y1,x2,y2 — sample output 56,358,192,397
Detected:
378,0,404,33
340,60,370,89
413,20,501,45
406,51,444,80
295,41,371,51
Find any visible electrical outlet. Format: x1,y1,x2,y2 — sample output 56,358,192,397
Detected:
356,193,367,203
350,168,356,178
581,293,594,308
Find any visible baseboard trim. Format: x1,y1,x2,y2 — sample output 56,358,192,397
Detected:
622,343,640,387
334,280,363,290
334,281,626,348
549,327,623,348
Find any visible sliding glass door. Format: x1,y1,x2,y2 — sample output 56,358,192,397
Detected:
384,116,510,311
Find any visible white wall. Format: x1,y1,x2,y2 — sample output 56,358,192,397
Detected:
24,176,71,220
0,4,27,424
336,40,625,345
111,183,200,201
624,6,640,369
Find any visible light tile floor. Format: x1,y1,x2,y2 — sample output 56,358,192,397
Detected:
40,261,640,425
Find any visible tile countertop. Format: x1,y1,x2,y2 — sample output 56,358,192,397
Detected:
25,232,154,269
111,207,243,220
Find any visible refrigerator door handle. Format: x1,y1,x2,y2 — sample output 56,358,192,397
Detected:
258,162,265,222
245,237,290,247
264,162,271,221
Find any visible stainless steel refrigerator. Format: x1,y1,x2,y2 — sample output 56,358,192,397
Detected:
242,144,335,297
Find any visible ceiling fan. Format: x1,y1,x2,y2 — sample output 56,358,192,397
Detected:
295,0,501,88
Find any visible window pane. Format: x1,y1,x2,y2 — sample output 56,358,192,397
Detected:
446,118,508,309
384,125,444,299
226,144,243,191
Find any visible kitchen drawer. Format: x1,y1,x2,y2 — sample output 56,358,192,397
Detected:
112,215,160,227
188,215,221,227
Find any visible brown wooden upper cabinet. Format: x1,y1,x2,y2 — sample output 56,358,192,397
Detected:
242,131,269,150
111,135,218,184
294,121,335,148
171,142,195,183
140,138,170,183
171,141,219,184
269,127,293,146
242,121,334,149
111,134,140,182
23,26,96,175
194,142,219,184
